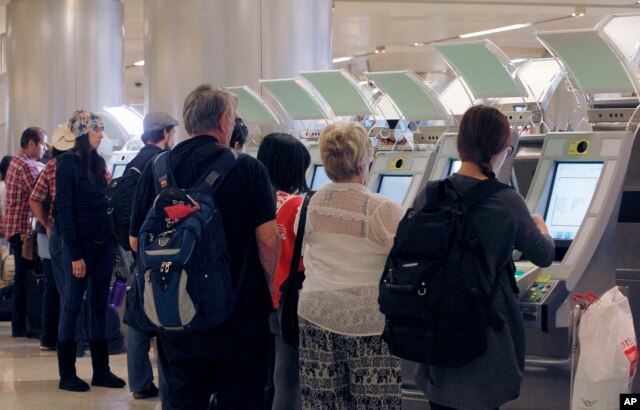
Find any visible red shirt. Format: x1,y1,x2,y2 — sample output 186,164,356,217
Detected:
5,152,39,238
30,157,58,222
272,191,304,308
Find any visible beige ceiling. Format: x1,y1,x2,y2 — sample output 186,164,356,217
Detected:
57,0,640,104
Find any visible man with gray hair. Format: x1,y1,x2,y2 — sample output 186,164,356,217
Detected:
129,84,279,409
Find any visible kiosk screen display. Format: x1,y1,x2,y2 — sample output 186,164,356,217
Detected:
448,159,462,176
544,162,603,241
112,164,126,179
310,164,331,190
377,175,413,204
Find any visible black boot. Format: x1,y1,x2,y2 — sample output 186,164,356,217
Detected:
57,341,90,392
90,339,126,388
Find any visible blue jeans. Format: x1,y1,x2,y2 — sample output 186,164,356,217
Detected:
51,226,86,350
127,327,164,393
58,238,114,342
40,256,59,347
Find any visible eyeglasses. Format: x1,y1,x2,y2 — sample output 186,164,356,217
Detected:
506,145,514,157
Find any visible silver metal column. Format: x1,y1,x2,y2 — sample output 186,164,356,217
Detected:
7,0,123,154
144,0,332,142
261,0,332,80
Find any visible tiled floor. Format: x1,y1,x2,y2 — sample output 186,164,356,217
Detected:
0,322,161,409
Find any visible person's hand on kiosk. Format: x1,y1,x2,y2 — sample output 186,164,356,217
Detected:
72,259,87,278
531,213,550,236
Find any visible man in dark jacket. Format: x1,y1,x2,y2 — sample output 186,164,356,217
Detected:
124,111,178,175
129,84,279,410
124,111,178,400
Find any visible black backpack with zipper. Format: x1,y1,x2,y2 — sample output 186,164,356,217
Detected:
379,177,513,369
107,167,141,251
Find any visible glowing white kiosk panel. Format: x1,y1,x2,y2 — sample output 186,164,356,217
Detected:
226,85,283,157
260,78,335,189
536,29,640,95
433,40,528,99
363,71,451,122
260,78,333,121
104,106,144,177
299,70,376,117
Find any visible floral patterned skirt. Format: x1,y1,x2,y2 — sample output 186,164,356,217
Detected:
298,317,402,410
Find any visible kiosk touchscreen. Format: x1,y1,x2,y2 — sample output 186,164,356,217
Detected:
111,163,127,179
376,175,413,204
544,162,603,243
448,159,462,176
310,164,331,191
365,151,433,208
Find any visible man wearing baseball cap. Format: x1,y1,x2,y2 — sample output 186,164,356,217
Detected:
124,111,178,175
122,111,177,400
29,124,73,351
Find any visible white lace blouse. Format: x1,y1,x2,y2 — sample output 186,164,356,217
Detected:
298,182,404,336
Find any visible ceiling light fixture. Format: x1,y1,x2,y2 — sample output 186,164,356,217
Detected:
414,42,425,47
374,46,386,54
459,23,531,39
572,6,586,17
133,60,145,67
332,56,353,63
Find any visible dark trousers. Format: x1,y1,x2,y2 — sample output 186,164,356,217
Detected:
9,233,34,335
58,239,114,342
41,257,60,347
157,313,270,410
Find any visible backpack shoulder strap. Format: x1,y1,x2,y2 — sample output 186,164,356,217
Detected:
422,179,452,209
151,151,176,193
198,148,242,194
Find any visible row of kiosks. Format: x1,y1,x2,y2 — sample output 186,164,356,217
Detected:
363,71,454,208
503,21,639,409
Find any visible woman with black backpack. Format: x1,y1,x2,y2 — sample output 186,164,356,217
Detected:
413,105,555,410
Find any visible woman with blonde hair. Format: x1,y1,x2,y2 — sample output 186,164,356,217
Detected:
297,121,402,409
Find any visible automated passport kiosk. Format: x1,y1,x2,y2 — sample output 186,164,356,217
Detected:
365,150,434,208
515,131,634,333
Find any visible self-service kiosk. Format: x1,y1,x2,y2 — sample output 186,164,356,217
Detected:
365,150,433,208
501,23,640,408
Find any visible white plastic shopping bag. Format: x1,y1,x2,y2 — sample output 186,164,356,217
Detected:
572,286,638,410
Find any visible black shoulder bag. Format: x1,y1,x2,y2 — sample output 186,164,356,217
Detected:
278,191,315,349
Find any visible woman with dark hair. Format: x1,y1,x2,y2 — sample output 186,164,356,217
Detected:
413,105,555,410
257,132,310,410
230,117,249,152
54,110,126,392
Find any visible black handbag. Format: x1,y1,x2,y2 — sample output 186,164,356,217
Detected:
278,191,314,349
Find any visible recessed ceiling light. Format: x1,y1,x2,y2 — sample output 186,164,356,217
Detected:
332,56,353,63
414,42,425,47
459,23,531,39
133,60,145,67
